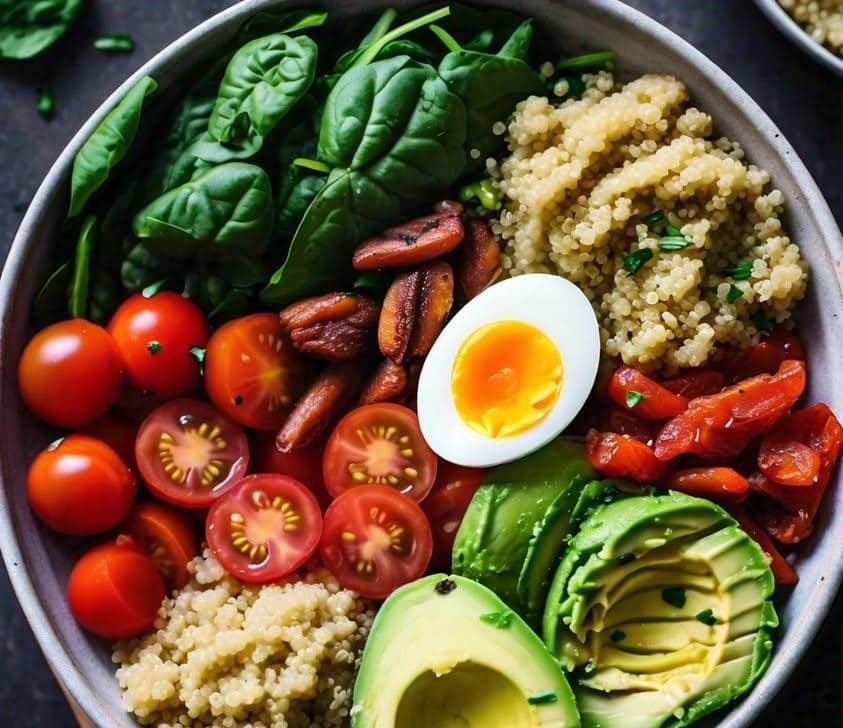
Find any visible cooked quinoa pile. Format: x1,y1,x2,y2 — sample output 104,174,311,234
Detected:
113,553,375,728
492,73,808,373
779,0,843,54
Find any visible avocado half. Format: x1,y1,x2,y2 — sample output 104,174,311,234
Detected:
352,574,580,728
543,492,778,728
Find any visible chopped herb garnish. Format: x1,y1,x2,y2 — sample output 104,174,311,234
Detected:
725,260,754,280
434,578,457,595
94,34,135,53
696,609,717,626
141,279,167,298
36,86,54,119
623,248,654,273
610,629,627,643
658,236,690,250
147,341,161,355
625,390,644,408
480,609,515,628
752,310,773,332
189,346,206,376
726,284,744,304
527,690,558,705
643,210,664,226
664,223,683,237
661,586,686,608
556,50,615,71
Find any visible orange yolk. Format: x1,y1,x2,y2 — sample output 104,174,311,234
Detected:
451,320,563,438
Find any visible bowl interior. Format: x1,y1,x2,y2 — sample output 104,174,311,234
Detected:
1,1,842,727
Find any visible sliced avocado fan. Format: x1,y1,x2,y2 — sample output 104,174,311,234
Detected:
543,492,778,728
352,574,580,728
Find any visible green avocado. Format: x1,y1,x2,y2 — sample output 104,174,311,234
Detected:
543,492,778,728
452,438,596,621
351,574,580,728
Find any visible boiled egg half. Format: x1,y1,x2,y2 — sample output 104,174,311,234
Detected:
417,274,600,467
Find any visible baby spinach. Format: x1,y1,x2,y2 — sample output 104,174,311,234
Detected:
87,266,121,324
69,75,158,217
0,0,81,59
120,242,185,292
132,162,274,259
238,9,328,42
32,260,71,327
68,215,97,318
276,173,325,238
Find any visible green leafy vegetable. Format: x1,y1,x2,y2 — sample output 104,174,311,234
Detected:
36,86,54,119
625,391,644,408
726,259,754,280
527,690,558,705
623,247,654,273
497,18,533,61
238,9,328,42
664,223,683,237
69,75,158,216
68,215,97,318
94,34,134,52
121,243,183,293
293,157,330,173
556,50,615,71
727,284,744,303
0,0,81,59
661,586,687,608
643,209,664,226
459,178,501,210
32,260,71,327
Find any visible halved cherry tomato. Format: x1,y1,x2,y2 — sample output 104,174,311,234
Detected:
18,319,122,428
252,433,330,508
664,467,749,503
730,507,799,586
608,365,689,420
205,314,306,431
323,403,437,502
206,474,322,584
660,368,724,399
135,399,249,509
422,461,488,571
585,430,670,483
123,502,198,589
81,414,138,472
67,538,166,639
758,433,821,486
604,408,658,443
319,485,433,599
109,292,208,398
654,360,807,461
726,328,805,382
27,435,136,536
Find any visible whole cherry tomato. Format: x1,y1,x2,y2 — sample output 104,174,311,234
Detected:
664,467,749,503
608,365,689,420
585,430,670,483
18,319,122,428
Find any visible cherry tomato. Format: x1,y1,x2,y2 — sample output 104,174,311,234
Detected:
319,485,433,599
604,408,658,443
608,365,689,420
18,319,121,428
252,433,330,508
323,403,437,502
67,538,166,639
206,474,322,584
422,461,487,571
664,467,749,503
135,399,249,509
123,502,199,589
81,414,138,471
654,360,806,461
27,435,136,536
205,314,306,430
726,328,805,382
585,430,670,483
730,507,798,586
758,433,821,487
108,292,208,398
660,368,724,399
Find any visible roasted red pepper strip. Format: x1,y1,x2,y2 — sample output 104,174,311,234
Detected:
731,506,799,586
608,365,689,420
660,368,724,399
585,430,670,483
665,467,749,503
726,328,805,382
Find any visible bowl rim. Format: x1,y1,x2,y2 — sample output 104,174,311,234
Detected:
753,0,843,77
1,1,842,726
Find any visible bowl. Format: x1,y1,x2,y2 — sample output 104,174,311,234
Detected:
1,1,842,726
754,0,843,77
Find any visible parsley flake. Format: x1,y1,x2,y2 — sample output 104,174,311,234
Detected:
147,341,161,355
610,629,627,642
625,390,644,408
726,260,754,280
696,609,717,626
623,248,654,273
662,586,686,608
643,210,664,226
94,34,135,53
727,284,744,303
527,690,558,705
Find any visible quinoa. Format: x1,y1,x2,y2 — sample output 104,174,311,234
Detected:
492,73,807,373
779,0,843,55
113,552,375,728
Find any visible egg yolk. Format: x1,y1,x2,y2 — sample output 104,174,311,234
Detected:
451,320,563,438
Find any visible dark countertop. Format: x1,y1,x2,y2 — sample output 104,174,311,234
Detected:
0,1,840,725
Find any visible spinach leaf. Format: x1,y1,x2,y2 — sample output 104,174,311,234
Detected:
212,255,269,288
239,9,328,42
132,162,274,259
0,0,81,59
69,75,158,217
276,170,325,239
32,260,71,327
497,18,533,61
68,215,97,318
120,241,185,292
88,266,121,324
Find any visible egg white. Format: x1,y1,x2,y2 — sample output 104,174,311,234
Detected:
417,274,600,468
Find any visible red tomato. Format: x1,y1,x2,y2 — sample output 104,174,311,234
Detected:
108,292,208,398
422,461,488,571
67,538,166,639
205,314,306,430
604,408,658,443
27,435,136,536
18,319,122,428
206,474,322,584
758,433,821,487
323,403,437,502
81,414,138,471
730,507,798,586
123,502,199,589
319,485,433,599
660,368,724,399
664,467,749,503
585,431,670,483
726,328,805,382
654,360,807,461
135,399,249,509
608,365,689,420
252,433,330,508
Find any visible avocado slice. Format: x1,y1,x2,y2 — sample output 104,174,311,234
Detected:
452,438,596,621
352,574,580,728
543,492,778,728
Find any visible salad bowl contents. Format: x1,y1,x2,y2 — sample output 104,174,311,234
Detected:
1,2,842,728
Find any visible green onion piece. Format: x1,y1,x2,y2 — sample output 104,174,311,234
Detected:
725,260,754,280
480,609,514,628
661,586,686,608
752,310,773,332
94,34,135,53
625,391,644,408
189,346,206,376
527,690,558,705
36,86,54,119
658,236,690,251
358,5,451,65
664,223,683,237
623,248,654,273
293,158,331,174
147,341,161,354
141,279,167,298
695,609,717,626
726,284,744,304
610,629,627,643
643,210,664,226
556,50,615,71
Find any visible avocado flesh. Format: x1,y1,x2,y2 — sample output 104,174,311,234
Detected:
544,492,777,728
352,574,580,728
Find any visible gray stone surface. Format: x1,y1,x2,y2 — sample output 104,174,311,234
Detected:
0,1,839,725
